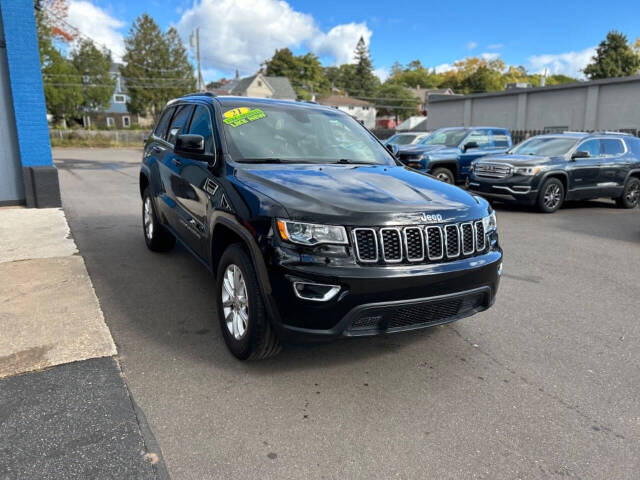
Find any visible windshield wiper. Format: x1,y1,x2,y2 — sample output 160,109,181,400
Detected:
235,158,290,164
335,159,374,165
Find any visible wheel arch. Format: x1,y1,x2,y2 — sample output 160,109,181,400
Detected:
540,171,569,197
429,160,458,177
624,169,640,182
139,169,150,198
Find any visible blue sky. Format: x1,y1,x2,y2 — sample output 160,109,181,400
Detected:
63,0,640,82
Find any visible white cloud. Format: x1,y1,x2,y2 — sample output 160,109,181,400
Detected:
373,67,389,81
487,43,503,50
434,63,453,73
67,1,125,61
309,22,372,65
480,52,500,61
528,47,596,78
177,0,372,74
467,41,477,50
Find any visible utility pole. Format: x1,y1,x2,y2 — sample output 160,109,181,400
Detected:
191,28,204,91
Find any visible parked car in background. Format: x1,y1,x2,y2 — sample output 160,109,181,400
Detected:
467,132,640,213
383,132,430,147
396,127,512,184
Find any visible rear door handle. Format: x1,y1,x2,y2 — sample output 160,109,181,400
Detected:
172,158,182,167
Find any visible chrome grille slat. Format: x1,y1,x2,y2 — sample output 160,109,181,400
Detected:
444,224,460,259
380,228,403,263
425,226,444,261
403,227,425,262
474,221,486,251
353,228,378,263
460,222,475,256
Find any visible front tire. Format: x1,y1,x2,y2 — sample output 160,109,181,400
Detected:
216,244,281,360
431,167,455,184
615,177,640,209
537,178,564,213
142,187,175,251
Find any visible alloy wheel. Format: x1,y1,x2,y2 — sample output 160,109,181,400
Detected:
221,264,249,340
143,197,154,240
626,182,640,205
436,172,452,183
543,184,561,209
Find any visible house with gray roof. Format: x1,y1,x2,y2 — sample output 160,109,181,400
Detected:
214,73,296,100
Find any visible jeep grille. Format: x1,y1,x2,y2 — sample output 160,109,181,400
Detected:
352,221,488,265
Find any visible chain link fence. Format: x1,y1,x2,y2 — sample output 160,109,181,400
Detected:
49,129,151,147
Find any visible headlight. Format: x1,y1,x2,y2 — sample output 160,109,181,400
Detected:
277,220,348,246
513,165,546,176
482,211,497,233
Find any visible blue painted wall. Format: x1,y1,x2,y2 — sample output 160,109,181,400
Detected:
0,0,53,169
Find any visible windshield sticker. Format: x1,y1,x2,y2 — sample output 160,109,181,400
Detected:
223,107,266,128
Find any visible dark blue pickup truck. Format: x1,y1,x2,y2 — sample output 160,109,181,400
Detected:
396,127,512,184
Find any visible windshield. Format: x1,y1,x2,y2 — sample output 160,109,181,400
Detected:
420,129,468,147
221,102,394,165
511,137,578,156
387,134,416,145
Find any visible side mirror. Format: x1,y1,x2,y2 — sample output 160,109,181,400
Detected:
386,143,399,157
571,150,590,160
175,134,205,155
463,141,478,152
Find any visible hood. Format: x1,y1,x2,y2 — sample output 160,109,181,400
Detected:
397,144,460,157
475,153,561,166
234,164,488,226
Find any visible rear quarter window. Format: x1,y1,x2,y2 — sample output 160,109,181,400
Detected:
601,138,625,156
625,138,640,156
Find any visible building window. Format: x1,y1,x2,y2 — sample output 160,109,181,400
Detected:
257,81,262,87
106,117,115,128
122,116,131,128
114,94,126,103
348,106,354,110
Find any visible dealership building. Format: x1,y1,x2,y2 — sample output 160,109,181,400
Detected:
0,1,60,207
427,75,640,136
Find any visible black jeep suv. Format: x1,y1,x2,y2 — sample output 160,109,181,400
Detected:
468,132,640,213
140,93,502,360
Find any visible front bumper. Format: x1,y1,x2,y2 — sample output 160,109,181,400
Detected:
467,175,540,204
266,249,502,343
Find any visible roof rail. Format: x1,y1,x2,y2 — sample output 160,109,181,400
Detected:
562,131,589,135
591,130,633,136
182,92,217,98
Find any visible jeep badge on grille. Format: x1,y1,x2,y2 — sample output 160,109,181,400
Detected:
421,213,444,223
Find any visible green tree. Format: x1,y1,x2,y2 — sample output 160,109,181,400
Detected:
324,63,357,94
386,59,442,89
583,30,640,79
121,14,195,120
373,83,420,120
350,36,379,97
36,9,82,126
264,48,329,99
70,39,115,113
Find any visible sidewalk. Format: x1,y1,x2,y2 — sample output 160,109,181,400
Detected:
0,207,166,479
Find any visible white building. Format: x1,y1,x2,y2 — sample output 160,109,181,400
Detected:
317,95,377,129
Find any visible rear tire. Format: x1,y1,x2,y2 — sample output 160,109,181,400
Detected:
142,187,175,251
216,244,281,360
537,178,564,213
431,167,455,184
615,177,640,209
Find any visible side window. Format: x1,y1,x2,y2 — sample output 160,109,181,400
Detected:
601,138,625,156
188,106,214,154
154,107,174,139
491,129,510,148
465,130,492,149
576,139,600,158
166,104,195,145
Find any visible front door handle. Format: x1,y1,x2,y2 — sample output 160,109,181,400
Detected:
172,158,182,167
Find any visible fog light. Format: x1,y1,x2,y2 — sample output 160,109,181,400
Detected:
293,282,340,302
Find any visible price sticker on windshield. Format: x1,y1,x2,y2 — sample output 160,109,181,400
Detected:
223,108,266,128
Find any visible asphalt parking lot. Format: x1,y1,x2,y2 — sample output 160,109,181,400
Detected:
54,147,640,480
